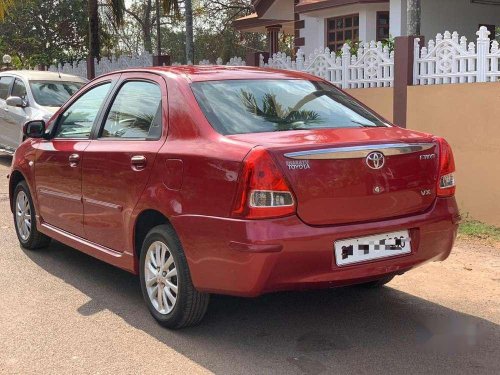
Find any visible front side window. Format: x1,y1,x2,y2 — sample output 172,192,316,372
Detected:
12,79,27,100
100,81,162,140
192,80,387,135
0,76,14,100
55,83,111,139
30,81,84,107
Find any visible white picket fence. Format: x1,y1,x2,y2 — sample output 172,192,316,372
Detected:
261,26,499,88
48,54,246,79
48,54,155,79
262,42,394,89
46,27,499,87
413,26,500,85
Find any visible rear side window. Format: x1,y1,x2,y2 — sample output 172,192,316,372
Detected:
0,76,14,100
191,79,387,135
100,81,162,140
12,79,27,99
55,83,111,139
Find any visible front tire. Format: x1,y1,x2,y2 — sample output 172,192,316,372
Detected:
139,224,209,329
13,181,51,250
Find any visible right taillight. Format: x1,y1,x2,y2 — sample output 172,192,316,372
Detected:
436,137,456,197
232,147,296,219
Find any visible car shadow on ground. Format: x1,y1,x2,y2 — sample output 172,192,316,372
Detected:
0,155,12,168
23,240,499,375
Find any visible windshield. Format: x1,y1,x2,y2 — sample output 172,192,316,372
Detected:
30,81,85,107
191,80,388,135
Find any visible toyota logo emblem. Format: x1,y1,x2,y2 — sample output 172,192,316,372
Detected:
366,152,385,170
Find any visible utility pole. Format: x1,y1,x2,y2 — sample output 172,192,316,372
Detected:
407,0,421,36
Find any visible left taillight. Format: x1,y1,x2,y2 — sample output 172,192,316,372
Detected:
436,137,456,197
232,147,296,219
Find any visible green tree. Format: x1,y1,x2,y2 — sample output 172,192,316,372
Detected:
88,0,125,62
0,0,88,67
193,0,264,63
162,0,194,63
125,0,154,53
0,0,14,20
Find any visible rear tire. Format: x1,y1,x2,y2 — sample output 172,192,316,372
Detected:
139,224,209,329
358,275,395,288
13,181,51,250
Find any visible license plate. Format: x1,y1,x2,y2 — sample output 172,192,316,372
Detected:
334,230,411,266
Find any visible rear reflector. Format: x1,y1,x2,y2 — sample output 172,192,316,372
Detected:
436,137,456,197
232,147,296,219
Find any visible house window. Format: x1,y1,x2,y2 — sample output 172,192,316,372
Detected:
377,11,390,42
326,14,359,52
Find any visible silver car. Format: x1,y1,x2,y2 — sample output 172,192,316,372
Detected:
0,70,86,153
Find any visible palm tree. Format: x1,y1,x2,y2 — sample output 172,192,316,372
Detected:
162,0,194,64
87,0,125,79
88,0,126,59
87,0,125,78
0,0,14,20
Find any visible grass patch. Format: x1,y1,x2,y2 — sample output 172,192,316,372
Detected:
459,220,500,242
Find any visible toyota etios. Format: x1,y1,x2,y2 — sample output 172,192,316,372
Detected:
9,66,459,328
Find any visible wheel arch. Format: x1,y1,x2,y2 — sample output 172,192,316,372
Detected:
9,169,27,213
133,209,171,260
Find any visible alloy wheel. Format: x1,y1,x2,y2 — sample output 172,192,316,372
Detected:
144,241,178,315
16,191,31,241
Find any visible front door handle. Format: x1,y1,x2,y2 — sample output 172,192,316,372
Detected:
131,155,147,171
69,153,80,167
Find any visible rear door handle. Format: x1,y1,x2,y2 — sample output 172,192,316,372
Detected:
131,155,147,171
69,153,80,167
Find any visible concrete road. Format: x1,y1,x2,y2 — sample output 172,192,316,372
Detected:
0,155,498,375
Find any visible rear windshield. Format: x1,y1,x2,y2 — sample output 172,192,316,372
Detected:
30,81,84,107
191,79,388,135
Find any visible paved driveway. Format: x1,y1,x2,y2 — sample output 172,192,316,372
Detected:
0,155,498,375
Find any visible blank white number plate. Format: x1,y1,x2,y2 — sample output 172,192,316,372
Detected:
334,230,411,266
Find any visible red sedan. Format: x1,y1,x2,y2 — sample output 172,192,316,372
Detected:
8,66,459,328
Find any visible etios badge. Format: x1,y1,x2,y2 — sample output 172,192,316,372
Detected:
366,152,385,170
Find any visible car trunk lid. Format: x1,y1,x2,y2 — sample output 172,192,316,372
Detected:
228,127,439,225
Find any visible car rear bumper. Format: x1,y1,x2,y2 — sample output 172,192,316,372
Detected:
171,198,459,297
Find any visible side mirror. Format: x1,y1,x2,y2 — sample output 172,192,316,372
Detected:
23,120,46,139
6,96,27,108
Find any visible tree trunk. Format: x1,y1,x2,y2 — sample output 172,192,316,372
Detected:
184,0,194,64
88,0,99,79
155,0,161,55
144,24,153,54
143,0,153,54
407,0,421,36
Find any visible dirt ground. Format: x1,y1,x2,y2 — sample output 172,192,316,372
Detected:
0,155,498,375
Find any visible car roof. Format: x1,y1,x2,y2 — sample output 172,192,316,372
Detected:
0,70,87,83
111,66,323,83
